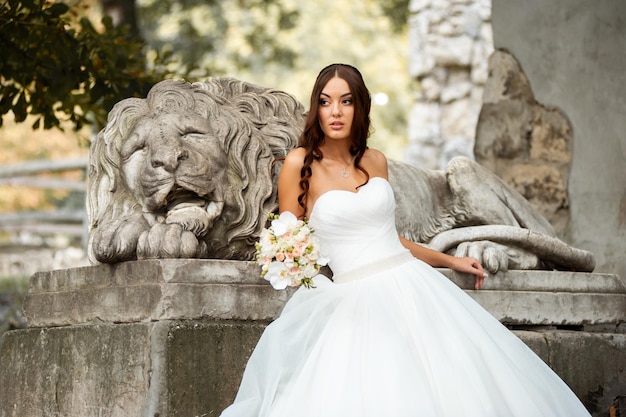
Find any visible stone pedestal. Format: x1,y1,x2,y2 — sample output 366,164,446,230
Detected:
1,259,625,416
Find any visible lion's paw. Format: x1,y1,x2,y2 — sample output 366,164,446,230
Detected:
454,240,541,274
137,223,207,259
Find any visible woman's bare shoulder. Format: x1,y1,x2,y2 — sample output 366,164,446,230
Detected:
362,148,388,178
283,147,306,168
363,148,387,161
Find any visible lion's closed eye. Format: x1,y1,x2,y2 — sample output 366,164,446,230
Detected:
182,132,209,142
120,133,147,160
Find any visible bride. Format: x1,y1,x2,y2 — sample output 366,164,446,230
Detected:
219,63,590,416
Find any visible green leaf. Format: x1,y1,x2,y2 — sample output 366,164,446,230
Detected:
7,0,21,11
0,87,18,115
46,2,69,17
43,112,59,129
101,15,113,31
20,0,37,12
13,91,28,122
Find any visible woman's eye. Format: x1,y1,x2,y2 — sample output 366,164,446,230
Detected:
343,99,353,105
319,99,330,106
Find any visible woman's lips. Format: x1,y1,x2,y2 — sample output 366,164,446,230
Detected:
330,121,344,130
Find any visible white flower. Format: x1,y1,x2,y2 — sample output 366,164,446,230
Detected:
302,263,318,278
270,211,298,236
255,211,329,290
266,261,290,290
317,254,330,266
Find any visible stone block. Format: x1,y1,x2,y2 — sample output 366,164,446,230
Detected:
428,34,474,67
1,321,623,416
0,323,153,417
0,320,266,417
23,261,626,328
440,268,626,326
513,330,626,416
24,260,293,328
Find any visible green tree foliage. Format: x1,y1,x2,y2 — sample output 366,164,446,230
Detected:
0,0,172,131
137,0,300,77
379,0,410,33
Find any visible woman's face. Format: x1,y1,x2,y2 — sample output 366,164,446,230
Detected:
317,76,354,143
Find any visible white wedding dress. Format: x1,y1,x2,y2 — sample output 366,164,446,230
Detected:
220,177,590,417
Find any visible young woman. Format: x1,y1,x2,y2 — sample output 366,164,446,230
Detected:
220,64,590,416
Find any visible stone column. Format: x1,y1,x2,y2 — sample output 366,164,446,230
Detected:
406,0,493,170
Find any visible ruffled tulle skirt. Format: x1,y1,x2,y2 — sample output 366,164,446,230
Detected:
220,253,590,417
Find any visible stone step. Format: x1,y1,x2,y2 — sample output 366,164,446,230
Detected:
23,259,626,328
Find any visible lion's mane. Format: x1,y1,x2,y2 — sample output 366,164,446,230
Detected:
87,77,306,263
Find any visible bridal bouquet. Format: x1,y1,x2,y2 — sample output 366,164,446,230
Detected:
255,211,329,290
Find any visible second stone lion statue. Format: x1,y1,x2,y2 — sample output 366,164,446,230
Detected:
87,78,595,273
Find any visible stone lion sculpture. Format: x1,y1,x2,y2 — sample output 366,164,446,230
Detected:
87,77,595,274
87,78,304,263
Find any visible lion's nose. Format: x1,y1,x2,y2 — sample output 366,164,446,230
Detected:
151,148,188,172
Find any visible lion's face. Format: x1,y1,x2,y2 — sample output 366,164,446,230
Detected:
119,112,227,236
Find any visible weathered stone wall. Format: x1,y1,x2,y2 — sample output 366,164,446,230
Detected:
406,0,493,170
2,321,624,417
474,49,574,234
490,0,626,277
0,320,265,417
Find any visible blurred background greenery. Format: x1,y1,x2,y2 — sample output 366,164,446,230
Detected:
0,0,412,215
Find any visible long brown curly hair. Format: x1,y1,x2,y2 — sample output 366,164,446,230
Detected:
297,64,372,210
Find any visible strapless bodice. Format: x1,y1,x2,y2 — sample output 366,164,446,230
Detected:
308,177,408,276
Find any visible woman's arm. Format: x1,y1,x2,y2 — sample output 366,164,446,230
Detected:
400,236,487,290
277,148,307,218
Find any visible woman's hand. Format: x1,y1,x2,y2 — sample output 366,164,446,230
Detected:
399,236,488,289
448,256,488,290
